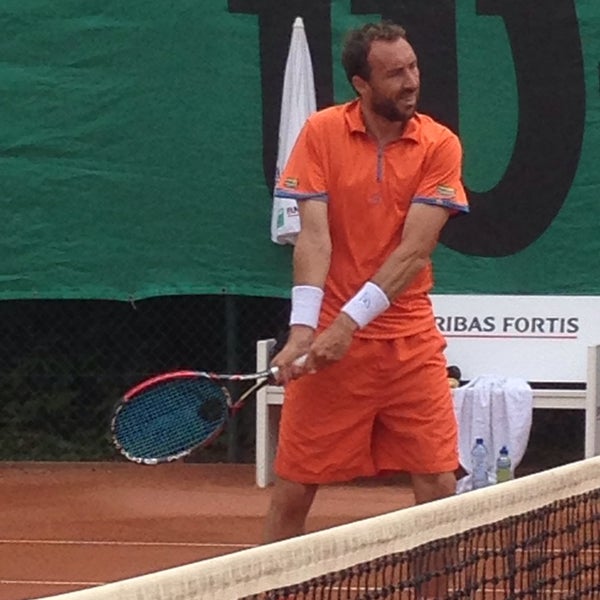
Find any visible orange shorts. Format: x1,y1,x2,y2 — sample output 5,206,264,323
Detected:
274,327,458,484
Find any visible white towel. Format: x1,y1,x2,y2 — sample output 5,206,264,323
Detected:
270,17,316,245
453,375,533,493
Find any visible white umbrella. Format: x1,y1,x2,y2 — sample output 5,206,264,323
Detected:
271,16,317,245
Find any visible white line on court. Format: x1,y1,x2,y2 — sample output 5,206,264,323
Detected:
0,579,104,586
0,539,255,548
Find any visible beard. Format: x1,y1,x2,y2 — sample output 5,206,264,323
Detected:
371,91,417,123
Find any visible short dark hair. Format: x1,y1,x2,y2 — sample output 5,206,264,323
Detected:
341,21,408,85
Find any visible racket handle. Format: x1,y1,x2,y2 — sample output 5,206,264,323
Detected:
269,354,307,378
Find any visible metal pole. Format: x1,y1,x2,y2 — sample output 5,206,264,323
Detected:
225,294,239,462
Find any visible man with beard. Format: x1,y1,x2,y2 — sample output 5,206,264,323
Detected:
265,21,469,542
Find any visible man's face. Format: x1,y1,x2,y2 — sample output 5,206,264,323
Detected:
361,38,420,123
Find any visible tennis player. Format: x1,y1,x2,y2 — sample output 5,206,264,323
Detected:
266,21,469,542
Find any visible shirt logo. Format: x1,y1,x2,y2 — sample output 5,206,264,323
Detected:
436,185,456,198
284,177,299,189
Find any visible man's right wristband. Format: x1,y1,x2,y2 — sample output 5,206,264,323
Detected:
289,285,324,329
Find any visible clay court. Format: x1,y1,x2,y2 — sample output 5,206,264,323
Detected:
0,461,415,600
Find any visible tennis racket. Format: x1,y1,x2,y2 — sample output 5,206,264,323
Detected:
111,357,304,465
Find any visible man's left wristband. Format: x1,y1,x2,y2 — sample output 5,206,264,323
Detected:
341,281,390,329
289,285,324,329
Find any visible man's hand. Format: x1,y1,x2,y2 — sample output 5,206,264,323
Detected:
304,313,358,372
270,325,314,385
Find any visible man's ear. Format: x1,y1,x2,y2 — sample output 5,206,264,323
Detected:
351,74,368,96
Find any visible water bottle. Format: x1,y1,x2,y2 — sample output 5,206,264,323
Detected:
471,438,489,489
496,446,513,483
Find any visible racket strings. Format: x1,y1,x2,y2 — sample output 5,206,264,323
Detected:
199,394,228,422
113,378,228,462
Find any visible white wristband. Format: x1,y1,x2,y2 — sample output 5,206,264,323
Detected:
341,282,390,329
289,285,324,329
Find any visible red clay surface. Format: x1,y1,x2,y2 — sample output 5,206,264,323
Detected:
0,462,415,600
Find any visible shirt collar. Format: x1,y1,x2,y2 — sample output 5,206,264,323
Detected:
344,98,421,142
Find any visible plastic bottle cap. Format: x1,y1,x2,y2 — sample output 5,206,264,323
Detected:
500,446,508,454
475,437,484,444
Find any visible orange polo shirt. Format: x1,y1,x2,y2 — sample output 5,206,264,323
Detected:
275,99,469,338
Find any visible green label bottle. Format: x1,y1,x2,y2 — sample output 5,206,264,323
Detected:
496,446,513,483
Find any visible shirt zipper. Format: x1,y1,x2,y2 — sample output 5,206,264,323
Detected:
376,143,384,183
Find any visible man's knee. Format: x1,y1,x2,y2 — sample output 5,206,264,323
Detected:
411,471,456,504
269,476,318,515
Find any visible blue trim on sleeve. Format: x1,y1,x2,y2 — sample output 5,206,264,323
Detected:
412,196,470,213
275,188,329,202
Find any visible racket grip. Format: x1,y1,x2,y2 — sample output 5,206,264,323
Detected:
269,354,307,378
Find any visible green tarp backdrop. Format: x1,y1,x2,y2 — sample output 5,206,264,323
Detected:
1,0,599,300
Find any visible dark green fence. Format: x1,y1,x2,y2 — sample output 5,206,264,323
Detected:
0,296,584,472
0,296,289,463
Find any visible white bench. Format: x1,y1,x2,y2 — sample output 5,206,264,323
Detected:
255,339,600,488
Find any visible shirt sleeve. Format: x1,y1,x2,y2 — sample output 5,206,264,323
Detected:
412,131,469,214
274,117,328,203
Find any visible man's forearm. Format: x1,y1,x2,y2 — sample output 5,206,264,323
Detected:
371,203,449,301
371,246,429,301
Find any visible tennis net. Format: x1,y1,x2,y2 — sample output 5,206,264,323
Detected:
38,456,600,599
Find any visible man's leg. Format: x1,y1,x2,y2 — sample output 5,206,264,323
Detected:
410,471,457,599
411,471,456,504
263,476,318,543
